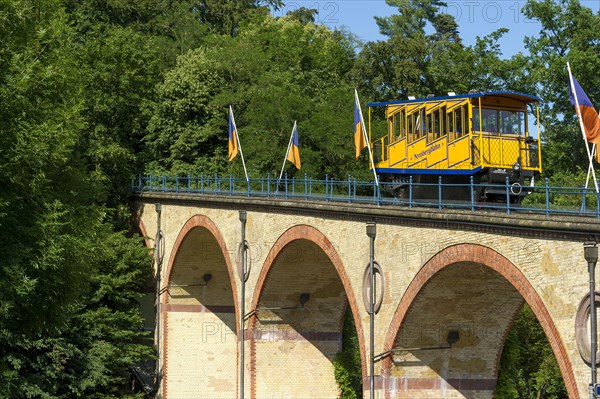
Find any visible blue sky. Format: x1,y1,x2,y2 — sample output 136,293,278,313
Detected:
272,0,600,58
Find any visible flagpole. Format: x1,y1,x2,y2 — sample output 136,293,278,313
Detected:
585,143,597,191
230,106,249,183
277,121,296,188
355,89,379,187
567,63,599,193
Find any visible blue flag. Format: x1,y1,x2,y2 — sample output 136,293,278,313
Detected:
354,91,367,159
287,122,301,169
228,106,238,161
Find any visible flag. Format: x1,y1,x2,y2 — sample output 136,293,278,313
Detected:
228,106,239,161
286,122,301,169
353,90,380,186
568,74,600,161
354,92,367,159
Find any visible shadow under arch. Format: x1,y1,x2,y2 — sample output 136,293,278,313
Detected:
248,224,367,399
381,243,577,399
161,215,239,399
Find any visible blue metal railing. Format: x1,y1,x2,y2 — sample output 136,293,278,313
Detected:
131,174,600,219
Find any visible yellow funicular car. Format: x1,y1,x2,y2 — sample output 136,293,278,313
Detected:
368,91,542,203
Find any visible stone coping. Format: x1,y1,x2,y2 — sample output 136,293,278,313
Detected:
132,192,600,239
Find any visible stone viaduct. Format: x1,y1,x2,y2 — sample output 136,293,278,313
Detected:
132,191,600,399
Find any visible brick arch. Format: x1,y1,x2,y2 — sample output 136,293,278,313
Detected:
162,214,239,399
249,224,367,397
163,215,239,315
381,243,577,399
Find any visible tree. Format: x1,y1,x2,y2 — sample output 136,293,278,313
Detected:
194,0,283,36
286,6,318,24
496,305,567,399
351,0,537,104
0,1,152,397
143,13,370,180
352,0,467,101
63,0,176,209
522,0,600,175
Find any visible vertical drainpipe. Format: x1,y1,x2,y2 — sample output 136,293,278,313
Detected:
366,223,377,399
239,211,248,399
154,203,163,395
585,241,598,399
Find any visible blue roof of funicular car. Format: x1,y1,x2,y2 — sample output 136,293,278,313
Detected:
366,91,542,107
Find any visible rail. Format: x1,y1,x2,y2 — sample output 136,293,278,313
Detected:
131,174,600,219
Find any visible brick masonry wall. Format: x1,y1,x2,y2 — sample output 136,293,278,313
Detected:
162,220,238,399
135,201,593,399
250,238,346,399
383,262,524,399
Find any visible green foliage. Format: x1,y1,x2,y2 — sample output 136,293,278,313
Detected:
523,0,600,175
351,0,525,102
521,168,597,210
195,0,283,36
62,0,171,208
0,1,153,397
496,304,567,399
286,6,318,24
333,307,362,399
143,13,371,180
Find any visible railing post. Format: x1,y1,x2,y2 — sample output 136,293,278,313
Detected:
292,177,295,197
470,176,475,211
348,175,352,204
229,173,233,196
545,178,550,217
267,174,271,197
138,175,143,192
505,177,511,214
330,176,333,200
187,173,191,193
373,179,376,203
304,174,308,200
310,176,313,198
247,176,251,197
409,176,413,208
201,175,205,193
285,172,289,199
583,184,587,214
438,176,442,210
353,177,357,200
596,180,600,220
325,175,329,202
215,174,219,193
162,176,166,192
175,174,179,192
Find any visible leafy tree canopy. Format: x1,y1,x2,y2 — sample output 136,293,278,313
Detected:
523,0,600,175
143,12,371,180
0,1,152,397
